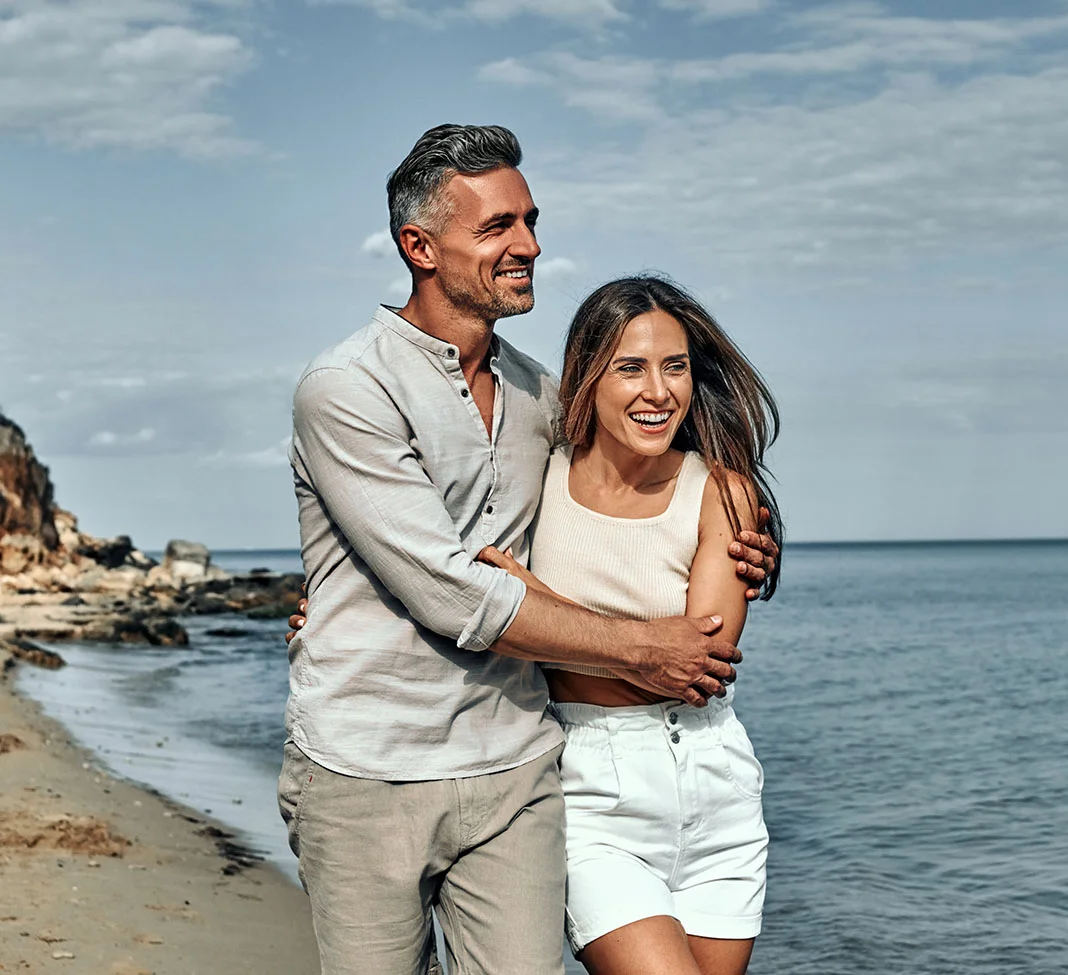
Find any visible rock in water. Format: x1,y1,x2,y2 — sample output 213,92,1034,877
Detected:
162,539,213,584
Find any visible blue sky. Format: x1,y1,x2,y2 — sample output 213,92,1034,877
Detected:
2,0,1065,548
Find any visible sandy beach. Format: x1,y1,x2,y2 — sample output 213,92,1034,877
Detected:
0,645,320,975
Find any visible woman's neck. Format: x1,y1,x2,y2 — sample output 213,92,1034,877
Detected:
573,436,676,495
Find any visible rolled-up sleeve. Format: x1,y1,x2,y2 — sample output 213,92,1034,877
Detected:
292,366,526,651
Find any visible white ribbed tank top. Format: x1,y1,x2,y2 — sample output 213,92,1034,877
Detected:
530,444,710,678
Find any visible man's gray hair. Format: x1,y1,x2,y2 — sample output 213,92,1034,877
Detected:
387,124,523,262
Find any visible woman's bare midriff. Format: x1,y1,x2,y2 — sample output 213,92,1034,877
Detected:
545,669,679,708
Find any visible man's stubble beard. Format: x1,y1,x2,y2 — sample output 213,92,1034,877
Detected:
440,274,535,323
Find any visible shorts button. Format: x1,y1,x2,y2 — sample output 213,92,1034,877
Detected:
669,712,678,724
670,731,680,744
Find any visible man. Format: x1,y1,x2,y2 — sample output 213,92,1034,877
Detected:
279,124,776,975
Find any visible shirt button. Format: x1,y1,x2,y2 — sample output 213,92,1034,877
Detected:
446,348,456,358
670,731,680,744
669,712,678,725
485,505,494,515
461,389,470,398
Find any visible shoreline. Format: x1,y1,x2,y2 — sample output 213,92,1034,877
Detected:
0,647,320,974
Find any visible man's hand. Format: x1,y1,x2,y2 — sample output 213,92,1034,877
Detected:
632,615,741,708
733,505,779,601
285,584,308,645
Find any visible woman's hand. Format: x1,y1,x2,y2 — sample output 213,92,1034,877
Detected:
285,584,308,645
477,546,564,602
733,506,780,601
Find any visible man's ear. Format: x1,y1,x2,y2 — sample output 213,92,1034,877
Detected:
398,225,438,272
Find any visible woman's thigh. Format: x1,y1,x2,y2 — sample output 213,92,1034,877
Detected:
688,935,755,975
578,915,702,975
575,917,754,975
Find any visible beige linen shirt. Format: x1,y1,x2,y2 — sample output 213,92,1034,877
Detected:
286,306,564,780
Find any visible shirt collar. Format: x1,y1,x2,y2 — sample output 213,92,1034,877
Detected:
376,305,504,368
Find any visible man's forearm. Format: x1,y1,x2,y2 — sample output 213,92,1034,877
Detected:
492,588,645,670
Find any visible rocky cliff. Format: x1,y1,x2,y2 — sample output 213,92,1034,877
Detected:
0,414,60,573
0,412,300,651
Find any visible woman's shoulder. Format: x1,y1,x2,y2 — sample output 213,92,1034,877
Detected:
692,457,759,533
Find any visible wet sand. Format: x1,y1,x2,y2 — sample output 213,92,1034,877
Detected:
0,648,320,974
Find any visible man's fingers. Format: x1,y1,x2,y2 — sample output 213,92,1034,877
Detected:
706,659,738,683
288,614,304,629
680,687,708,708
691,674,726,699
737,529,779,561
285,630,295,645
704,637,741,665
298,598,307,614
744,587,761,602
301,582,307,595
694,614,724,634
735,561,767,584
729,541,765,568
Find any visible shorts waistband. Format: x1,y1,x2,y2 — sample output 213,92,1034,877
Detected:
549,687,735,734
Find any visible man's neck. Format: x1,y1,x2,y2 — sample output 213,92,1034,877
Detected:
396,292,495,374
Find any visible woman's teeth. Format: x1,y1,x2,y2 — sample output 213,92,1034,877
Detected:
630,412,671,427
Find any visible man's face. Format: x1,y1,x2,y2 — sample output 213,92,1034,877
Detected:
430,167,541,322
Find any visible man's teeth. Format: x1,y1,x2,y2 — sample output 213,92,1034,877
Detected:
630,412,671,426
500,269,528,278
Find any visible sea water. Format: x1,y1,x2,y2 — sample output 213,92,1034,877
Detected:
16,541,1068,974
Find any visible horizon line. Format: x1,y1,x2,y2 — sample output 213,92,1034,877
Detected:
142,536,1068,554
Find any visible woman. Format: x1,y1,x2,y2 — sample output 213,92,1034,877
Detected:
478,274,782,975
289,274,782,974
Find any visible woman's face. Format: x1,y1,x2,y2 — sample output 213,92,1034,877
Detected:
591,309,692,459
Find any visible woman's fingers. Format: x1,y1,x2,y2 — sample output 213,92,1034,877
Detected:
477,545,506,567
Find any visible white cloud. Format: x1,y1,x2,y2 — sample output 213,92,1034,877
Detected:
0,0,258,158
93,377,149,389
387,277,411,297
200,436,291,468
361,228,396,257
488,8,1068,276
88,427,156,448
659,0,773,21
310,0,627,30
535,256,579,281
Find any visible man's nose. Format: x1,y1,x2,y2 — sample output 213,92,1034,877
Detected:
510,224,541,260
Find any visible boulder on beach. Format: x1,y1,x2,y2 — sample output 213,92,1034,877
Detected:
160,539,219,585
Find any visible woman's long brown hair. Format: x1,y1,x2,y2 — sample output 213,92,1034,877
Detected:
559,274,783,598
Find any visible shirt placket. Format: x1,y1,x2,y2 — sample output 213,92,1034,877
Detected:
443,345,501,542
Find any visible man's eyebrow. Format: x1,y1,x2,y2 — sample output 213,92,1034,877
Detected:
477,206,539,229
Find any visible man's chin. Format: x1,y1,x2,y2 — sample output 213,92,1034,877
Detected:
495,296,535,319
493,287,535,319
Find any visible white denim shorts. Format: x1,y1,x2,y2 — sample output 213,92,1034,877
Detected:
551,694,768,954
